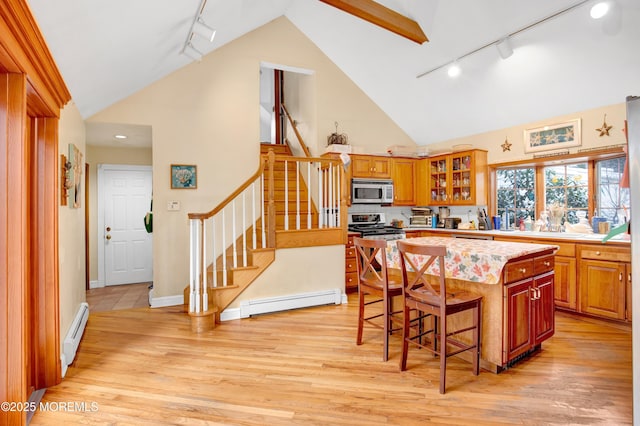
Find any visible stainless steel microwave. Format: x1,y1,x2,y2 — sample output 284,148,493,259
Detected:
351,178,394,204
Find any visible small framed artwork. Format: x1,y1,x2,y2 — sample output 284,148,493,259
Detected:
524,119,581,153
171,164,197,189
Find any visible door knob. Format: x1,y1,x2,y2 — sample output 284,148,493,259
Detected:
106,234,111,240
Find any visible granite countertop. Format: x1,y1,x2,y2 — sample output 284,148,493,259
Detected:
403,226,631,244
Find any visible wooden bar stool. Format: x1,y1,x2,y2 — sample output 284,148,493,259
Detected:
396,239,482,394
353,237,403,361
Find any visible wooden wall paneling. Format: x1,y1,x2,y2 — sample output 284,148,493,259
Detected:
0,72,28,426
37,116,61,388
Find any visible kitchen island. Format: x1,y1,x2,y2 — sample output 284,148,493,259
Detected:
385,236,558,373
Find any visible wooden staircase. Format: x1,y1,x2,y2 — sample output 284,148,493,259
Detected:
186,143,322,321
260,143,319,230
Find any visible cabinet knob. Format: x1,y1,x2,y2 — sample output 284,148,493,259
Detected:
619,273,623,282
543,261,550,267
629,274,632,283
519,268,527,274
596,251,601,256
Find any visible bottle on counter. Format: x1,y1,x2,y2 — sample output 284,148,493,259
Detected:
524,216,533,231
519,218,525,231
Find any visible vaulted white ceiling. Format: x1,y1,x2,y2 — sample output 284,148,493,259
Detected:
28,0,640,147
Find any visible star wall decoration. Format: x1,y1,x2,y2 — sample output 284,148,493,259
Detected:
501,137,512,152
596,114,612,137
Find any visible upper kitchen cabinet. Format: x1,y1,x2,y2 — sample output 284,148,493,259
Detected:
426,149,487,206
391,158,416,206
351,155,392,178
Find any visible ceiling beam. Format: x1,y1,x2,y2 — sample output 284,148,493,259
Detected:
318,0,428,44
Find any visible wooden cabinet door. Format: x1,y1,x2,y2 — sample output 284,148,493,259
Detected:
579,259,626,320
351,156,373,178
428,155,450,205
625,263,632,321
351,155,391,178
392,158,416,205
533,272,555,344
370,157,391,178
554,256,577,311
505,279,534,362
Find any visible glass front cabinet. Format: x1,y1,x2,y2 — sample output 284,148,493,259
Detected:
427,149,487,206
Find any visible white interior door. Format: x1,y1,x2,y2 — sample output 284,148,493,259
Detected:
103,168,153,286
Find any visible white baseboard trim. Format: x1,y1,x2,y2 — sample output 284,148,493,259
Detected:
150,293,184,308
146,289,347,314
89,280,104,289
235,288,343,319
61,302,89,376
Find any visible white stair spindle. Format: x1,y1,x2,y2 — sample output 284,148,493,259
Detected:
252,182,257,250
222,209,227,286
189,220,195,312
261,173,265,248
242,191,247,267
307,161,311,229
329,163,334,227
232,201,237,269
212,217,217,288
318,164,323,228
202,220,208,312
284,160,289,230
296,161,300,230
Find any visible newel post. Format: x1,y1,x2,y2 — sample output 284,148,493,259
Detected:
267,149,276,248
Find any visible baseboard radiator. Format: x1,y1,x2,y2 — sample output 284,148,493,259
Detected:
239,289,342,318
61,302,89,376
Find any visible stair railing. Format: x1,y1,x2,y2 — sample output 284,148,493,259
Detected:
187,150,346,315
281,104,312,158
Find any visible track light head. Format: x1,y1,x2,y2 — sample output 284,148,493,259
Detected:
447,63,461,78
183,42,203,62
496,37,514,59
193,19,216,42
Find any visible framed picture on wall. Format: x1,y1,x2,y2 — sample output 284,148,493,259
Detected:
524,119,581,153
170,164,197,189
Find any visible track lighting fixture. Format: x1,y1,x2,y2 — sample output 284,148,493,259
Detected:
496,37,514,60
447,63,461,78
193,19,216,42
417,0,592,79
181,0,216,62
590,2,609,19
183,42,203,62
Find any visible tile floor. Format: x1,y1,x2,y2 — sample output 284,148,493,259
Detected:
86,282,151,312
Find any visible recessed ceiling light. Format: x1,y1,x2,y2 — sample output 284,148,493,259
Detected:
114,134,127,140
590,2,609,19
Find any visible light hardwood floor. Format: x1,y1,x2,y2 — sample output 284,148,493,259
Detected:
86,282,151,312
31,295,632,425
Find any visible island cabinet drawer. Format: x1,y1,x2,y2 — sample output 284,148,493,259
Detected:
534,254,555,275
503,258,534,284
345,258,357,273
346,246,356,259
578,245,630,262
346,272,358,288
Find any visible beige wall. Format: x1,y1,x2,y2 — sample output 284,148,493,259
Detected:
58,102,87,348
87,17,414,300
85,145,152,283
424,102,626,164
